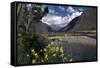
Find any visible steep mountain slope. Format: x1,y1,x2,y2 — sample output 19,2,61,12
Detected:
47,16,80,32
71,7,97,32
29,22,48,34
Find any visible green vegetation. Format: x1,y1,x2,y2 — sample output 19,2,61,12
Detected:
17,33,72,65
31,44,72,64
17,4,72,65
16,4,96,65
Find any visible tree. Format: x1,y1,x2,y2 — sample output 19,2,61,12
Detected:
17,3,49,65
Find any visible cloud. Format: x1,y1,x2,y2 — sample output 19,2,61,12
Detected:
66,7,75,13
59,6,65,11
41,7,83,31
41,14,70,31
71,12,83,20
49,9,55,14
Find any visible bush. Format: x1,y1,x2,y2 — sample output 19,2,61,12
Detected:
31,43,72,64
17,33,72,65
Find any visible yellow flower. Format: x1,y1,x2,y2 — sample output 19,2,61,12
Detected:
32,60,36,64
56,47,59,52
48,44,51,47
51,47,56,52
60,47,64,53
45,54,48,61
41,60,44,62
60,54,64,57
44,48,47,52
53,53,56,57
31,49,35,54
47,44,51,48
45,54,48,58
31,49,35,52
34,53,38,58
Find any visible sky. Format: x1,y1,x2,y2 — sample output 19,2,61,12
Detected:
41,5,84,31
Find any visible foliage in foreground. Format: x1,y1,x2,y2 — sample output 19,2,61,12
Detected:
17,4,72,65
17,34,72,65
31,43,72,64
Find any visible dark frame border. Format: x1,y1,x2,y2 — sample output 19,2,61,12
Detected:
11,1,98,66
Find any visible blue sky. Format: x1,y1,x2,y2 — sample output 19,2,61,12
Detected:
47,5,68,16
47,5,84,16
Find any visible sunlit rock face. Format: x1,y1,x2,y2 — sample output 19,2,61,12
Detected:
41,6,84,32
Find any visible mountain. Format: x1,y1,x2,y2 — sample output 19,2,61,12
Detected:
59,16,80,32
32,7,97,33
71,7,97,32
30,22,48,34
47,16,80,32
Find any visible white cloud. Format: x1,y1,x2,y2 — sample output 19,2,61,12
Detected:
41,14,70,31
70,12,83,20
59,6,65,11
66,6,75,13
41,8,83,31
49,9,55,14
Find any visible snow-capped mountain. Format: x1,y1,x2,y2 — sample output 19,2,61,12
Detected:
42,15,81,32
41,6,83,32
